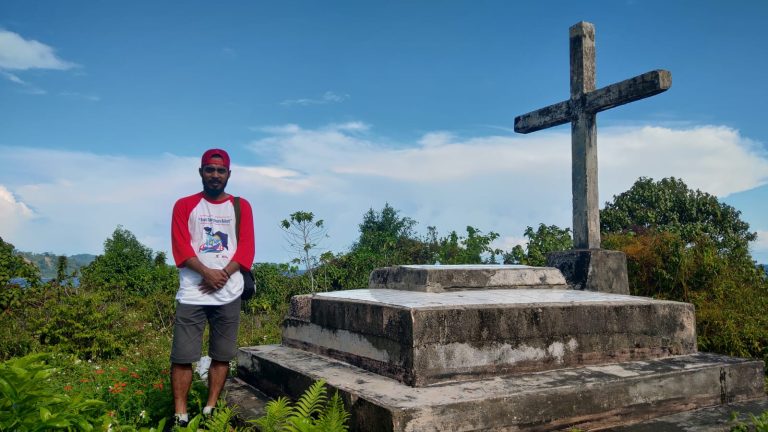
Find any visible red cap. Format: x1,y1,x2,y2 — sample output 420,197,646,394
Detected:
201,148,230,168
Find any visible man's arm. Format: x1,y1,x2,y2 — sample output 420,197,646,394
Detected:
232,198,256,270
171,197,198,267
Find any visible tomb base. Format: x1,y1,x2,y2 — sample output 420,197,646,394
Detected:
236,345,766,432
547,249,630,294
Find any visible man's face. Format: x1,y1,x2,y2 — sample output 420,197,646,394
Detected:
199,156,230,196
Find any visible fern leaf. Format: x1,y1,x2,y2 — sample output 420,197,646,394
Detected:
252,396,292,431
290,380,327,420
316,391,350,432
202,400,240,432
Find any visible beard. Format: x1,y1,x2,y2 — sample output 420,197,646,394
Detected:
202,177,228,197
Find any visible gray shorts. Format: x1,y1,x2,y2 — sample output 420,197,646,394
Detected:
170,298,241,364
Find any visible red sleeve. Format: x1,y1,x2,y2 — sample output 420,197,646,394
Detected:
233,197,255,270
171,194,200,267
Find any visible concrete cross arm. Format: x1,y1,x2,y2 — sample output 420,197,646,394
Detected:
514,99,573,134
585,69,672,114
514,69,671,134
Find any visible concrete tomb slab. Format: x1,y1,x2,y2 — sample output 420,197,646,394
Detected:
237,345,766,432
368,264,567,292
282,289,696,386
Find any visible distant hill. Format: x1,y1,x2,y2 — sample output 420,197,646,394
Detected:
19,251,96,280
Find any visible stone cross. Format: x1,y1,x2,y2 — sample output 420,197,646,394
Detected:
515,22,671,249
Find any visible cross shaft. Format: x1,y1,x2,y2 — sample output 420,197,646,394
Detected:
514,22,671,249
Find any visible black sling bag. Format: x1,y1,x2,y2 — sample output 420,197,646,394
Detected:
234,197,255,300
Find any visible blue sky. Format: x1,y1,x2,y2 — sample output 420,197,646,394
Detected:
1,1,767,264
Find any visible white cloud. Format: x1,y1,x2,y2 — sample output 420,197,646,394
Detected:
1,123,767,264
280,91,350,107
0,29,77,70
1,70,24,84
1,70,46,94
754,231,768,254
0,185,36,237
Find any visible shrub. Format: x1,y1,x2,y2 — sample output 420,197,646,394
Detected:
0,353,108,431
33,289,136,361
603,230,768,363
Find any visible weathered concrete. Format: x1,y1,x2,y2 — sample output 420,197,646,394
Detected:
547,249,630,294
222,377,269,427
282,289,695,386
514,21,671,249
369,265,567,292
606,398,768,431
237,345,766,432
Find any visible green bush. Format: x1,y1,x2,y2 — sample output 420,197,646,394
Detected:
33,289,136,361
0,353,108,431
603,230,768,363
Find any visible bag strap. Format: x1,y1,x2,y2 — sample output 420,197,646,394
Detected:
234,196,241,242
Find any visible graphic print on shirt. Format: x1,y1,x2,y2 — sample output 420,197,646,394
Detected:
199,227,229,253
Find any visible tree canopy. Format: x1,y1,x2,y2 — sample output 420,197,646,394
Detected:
0,237,39,289
505,224,572,266
80,226,176,295
600,177,756,255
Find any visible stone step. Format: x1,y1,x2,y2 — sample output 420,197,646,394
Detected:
605,398,768,431
284,289,696,386
236,345,766,432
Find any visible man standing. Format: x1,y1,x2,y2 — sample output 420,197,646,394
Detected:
170,149,255,426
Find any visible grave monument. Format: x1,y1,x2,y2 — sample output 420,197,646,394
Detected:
515,21,671,295
230,22,767,431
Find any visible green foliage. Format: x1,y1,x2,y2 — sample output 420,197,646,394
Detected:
320,204,505,289
0,236,41,287
353,203,418,262
429,226,503,265
80,226,178,295
34,289,137,360
197,400,243,431
730,409,768,432
1,237,41,313
252,379,350,432
600,176,768,364
505,224,573,266
0,353,108,431
248,263,302,311
603,229,768,363
601,177,756,255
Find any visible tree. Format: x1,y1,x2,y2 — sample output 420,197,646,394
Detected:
0,237,40,314
80,226,176,295
505,224,573,266
601,177,756,255
431,226,503,265
352,203,418,264
281,211,328,292
319,204,510,290
0,237,40,289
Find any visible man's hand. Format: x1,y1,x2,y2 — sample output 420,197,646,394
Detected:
182,257,231,294
199,268,229,294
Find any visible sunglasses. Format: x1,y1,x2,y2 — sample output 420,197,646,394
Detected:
202,166,229,175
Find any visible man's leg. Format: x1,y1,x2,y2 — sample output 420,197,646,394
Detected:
205,297,241,411
171,363,193,415
206,360,230,408
170,302,206,421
